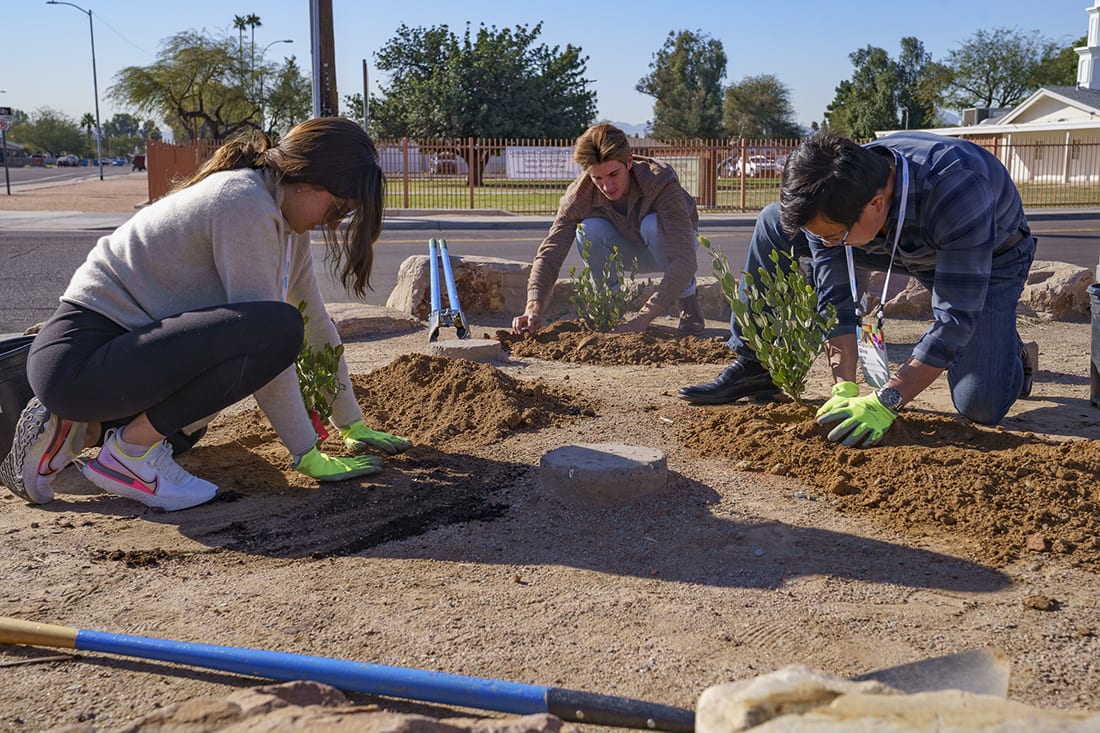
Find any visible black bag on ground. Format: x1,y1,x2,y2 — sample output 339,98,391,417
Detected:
0,335,36,460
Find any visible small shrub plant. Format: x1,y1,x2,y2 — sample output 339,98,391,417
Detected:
704,237,837,405
294,301,345,441
568,225,645,332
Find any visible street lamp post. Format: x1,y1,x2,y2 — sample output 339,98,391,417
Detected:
259,39,293,133
47,0,103,181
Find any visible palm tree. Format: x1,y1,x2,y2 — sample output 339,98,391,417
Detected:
80,112,96,157
246,14,262,77
233,15,247,62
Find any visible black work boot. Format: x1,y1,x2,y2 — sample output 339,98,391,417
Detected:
677,358,778,404
1019,339,1038,398
677,294,706,335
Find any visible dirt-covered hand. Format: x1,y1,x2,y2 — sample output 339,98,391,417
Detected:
340,419,412,455
610,313,653,334
815,381,861,418
512,312,544,335
816,392,896,448
293,446,383,481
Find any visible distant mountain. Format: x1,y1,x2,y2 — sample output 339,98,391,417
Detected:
605,120,649,137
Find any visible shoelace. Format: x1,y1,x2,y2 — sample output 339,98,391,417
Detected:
142,441,194,485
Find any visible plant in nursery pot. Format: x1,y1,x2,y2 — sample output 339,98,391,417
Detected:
294,302,345,442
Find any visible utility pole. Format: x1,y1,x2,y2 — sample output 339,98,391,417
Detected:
309,0,338,117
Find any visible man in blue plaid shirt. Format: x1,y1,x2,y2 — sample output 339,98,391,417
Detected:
679,130,1035,448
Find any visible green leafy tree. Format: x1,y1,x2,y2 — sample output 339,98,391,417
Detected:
940,27,1062,109
1029,34,1087,88
895,37,941,130
636,29,726,140
722,73,801,139
104,112,151,156
109,26,310,142
11,108,84,156
825,45,904,138
262,55,313,136
372,21,596,141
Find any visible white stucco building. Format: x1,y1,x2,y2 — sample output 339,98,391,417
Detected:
878,0,1100,185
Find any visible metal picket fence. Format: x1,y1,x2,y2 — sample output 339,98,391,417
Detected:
147,135,1100,214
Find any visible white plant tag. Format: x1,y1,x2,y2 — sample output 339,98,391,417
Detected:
858,309,889,389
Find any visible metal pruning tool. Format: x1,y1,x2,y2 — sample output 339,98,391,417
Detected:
427,238,470,342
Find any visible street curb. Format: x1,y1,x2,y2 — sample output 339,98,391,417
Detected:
1,208,1096,233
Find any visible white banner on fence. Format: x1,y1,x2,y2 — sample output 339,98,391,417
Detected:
379,143,425,174
504,146,582,180
653,156,702,198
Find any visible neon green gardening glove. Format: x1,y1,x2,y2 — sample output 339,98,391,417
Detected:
815,381,861,418
293,446,383,481
340,419,412,455
816,392,897,448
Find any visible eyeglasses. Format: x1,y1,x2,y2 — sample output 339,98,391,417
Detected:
800,225,851,247
329,193,356,220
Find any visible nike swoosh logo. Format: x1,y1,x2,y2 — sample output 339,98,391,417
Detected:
37,422,73,477
88,459,159,495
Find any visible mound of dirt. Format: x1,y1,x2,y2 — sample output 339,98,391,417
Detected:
495,320,733,365
350,353,598,448
680,401,1100,570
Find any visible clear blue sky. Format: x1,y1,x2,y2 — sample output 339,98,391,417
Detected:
5,0,1091,135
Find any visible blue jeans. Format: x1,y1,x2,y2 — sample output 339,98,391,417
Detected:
576,214,697,297
731,202,1034,425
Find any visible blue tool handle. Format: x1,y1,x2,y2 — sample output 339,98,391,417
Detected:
438,239,462,311
428,239,442,311
77,628,548,715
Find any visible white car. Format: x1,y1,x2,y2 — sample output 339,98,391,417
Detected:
736,154,779,178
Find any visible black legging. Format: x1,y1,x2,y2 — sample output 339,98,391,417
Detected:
28,301,303,439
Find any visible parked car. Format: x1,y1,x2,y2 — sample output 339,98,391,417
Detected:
429,150,468,175
56,154,80,167
716,156,738,179
736,154,779,178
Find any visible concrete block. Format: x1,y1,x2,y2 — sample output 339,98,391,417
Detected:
540,443,667,507
426,338,506,363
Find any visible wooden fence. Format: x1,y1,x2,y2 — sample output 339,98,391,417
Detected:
145,136,1100,214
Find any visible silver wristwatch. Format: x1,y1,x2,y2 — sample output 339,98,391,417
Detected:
876,386,903,413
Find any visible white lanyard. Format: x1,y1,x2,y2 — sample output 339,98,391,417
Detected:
280,234,293,302
846,156,909,316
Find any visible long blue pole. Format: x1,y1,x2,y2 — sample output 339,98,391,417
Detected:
0,616,694,732
78,628,548,714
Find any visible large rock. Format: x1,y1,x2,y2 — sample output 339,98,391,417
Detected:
327,302,423,339
1019,260,1093,321
696,666,1100,733
386,255,532,319
875,260,1092,322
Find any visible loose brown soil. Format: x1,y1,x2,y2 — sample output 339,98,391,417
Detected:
2,176,1099,730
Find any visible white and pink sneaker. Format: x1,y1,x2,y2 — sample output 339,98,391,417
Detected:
82,428,217,511
0,397,89,504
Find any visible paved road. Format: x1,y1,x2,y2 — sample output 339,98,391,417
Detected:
0,165,133,192
2,215,1098,333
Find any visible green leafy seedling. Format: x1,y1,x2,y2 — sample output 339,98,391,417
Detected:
294,301,346,441
568,224,645,332
703,236,837,405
